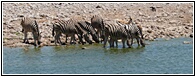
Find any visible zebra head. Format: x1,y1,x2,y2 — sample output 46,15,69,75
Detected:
85,21,100,43
20,17,25,26
36,31,42,45
91,33,99,43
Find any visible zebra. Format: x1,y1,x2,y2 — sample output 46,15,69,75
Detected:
20,17,41,46
103,20,130,48
116,17,145,47
77,21,99,44
52,18,100,45
74,21,91,44
52,21,63,45
90,15,104,42
52,19,80,45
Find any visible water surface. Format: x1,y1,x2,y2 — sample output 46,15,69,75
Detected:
3,38,193,74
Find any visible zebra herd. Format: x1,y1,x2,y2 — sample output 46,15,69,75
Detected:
20,15,145,48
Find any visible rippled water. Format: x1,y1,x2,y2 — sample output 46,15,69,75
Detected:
3,38,193,74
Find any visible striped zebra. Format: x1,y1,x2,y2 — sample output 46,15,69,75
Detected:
91,15,104,42
74,21,91,44
77,21,99,44
117,17,145,47
20,17,41,46
103,21,130,48
52,19,80,45
52,21,63,45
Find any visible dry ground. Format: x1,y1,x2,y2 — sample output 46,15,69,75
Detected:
2,3,193,47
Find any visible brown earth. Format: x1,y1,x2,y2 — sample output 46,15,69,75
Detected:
2,3,193,47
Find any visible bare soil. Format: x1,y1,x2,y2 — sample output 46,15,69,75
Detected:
2,2,193,47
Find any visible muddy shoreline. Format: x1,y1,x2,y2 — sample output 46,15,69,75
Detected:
3,3,193,47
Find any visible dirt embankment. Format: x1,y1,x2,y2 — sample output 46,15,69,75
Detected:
3,3,193,47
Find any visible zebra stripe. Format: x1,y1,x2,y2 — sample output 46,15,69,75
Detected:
74,21,90,45
117,18,145,47
103,21,130,48
20,17,41,46
52,19,79,45
77,21,99,43
52,22,63,45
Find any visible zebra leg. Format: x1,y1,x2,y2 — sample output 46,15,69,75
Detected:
70,35,73,44
56,39,62,45
127,39,131,48
72,34,76,44
57,33,62,45
23,31,29,44
98,30,104,43
23,32,27,43
115,39,118,48
109,38,114,48
84,34,92,44
100,31,104,43
77,34,85,45
140,38,145,47
101,35,105,43
109,39,112,47
56,36,59,44
130,37,133,47
122,39,126,48
70,34,76,44
33,39,37,46
32,32,37,46
77,35,82,44
38,36,41,45
103,35,108,48
58,38,62,45
73,34,76,44
54,32,61,45
65,35,68,44
54,34,57,45
112,40,115,48
37,32,41,45
136,37,140,47
127,36,132,48
97,31,100,42
54,35,57,45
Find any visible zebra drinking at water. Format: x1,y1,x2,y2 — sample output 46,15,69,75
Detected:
52,18,100,45
103,20,130,48
91,15,104,42
77,21,99,44
116,17,145,47
20,17,41,46
52,19,80,45
75,21,92,45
